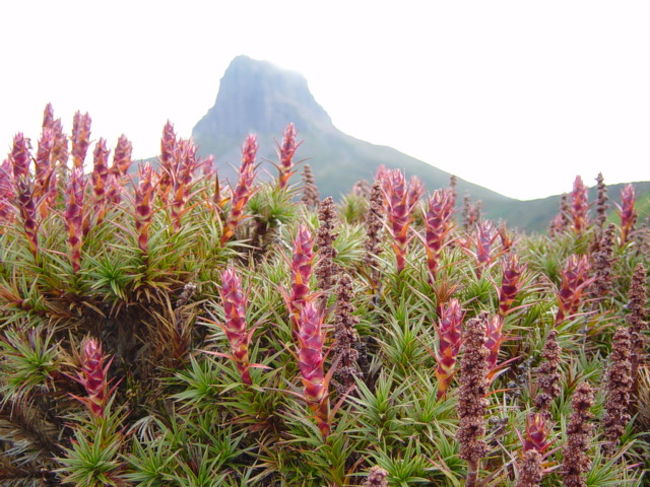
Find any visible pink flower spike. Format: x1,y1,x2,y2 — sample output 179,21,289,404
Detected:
134,164,155,253
71,111,92,169
617,184,636,245
296,300,330,438
555,254,592,324
498,254,525,316
65,168,87,272
424,188,455,279
381,169,422,272
570,176,589,234
220,134,258,244
277,123,299,189
287,225,315,331
10,133,31,180
71,337,114,417
112,134,133,177
218,267,254,385
434,298,464,399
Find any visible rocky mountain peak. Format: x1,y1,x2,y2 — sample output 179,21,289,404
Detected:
192,56,333,152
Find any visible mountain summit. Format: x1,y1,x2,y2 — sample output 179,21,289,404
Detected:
192,56,508,204
194,56,334,143
191,56,649,230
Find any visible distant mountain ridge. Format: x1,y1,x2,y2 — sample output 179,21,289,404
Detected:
192,56,509,204
192,55,649,231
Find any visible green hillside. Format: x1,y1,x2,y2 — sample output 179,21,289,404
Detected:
192,56,648,233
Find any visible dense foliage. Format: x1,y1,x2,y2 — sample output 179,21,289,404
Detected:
0,105,648,486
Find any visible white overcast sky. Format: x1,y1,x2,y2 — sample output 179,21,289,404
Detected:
0,0,648,200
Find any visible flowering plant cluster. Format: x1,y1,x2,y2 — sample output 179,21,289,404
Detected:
0,106,646,487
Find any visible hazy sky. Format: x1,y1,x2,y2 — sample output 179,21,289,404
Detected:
1,0,648,200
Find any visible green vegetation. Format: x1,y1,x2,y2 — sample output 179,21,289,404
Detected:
0,106,648,486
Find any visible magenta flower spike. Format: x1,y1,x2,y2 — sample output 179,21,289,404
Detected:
498,254,526,316
570,176,589,234
111,134,133,177
170,138,199,230
34,128,54,204
15,176,39,258
381,169,422,272
218,268,254,385
617,184,636,245
0,160,14,226
48,113,68,166
424,188,455,279
10,133,31,180
157,121,177,202
134,164,155,253
296,300,331,438
555,254,592,324
434,298,464,399
476,221,497,268
485,314,506,380
42,103,54,130
89,138,110,230
220,134,258,245
287,225,315,331
65,168,87,272
71,111,92,169
71,337,114,417
277,123,299,189
523,413,551,454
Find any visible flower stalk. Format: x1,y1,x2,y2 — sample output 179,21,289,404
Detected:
332,273,361,394
170,139,199,230
33,127,54,207
570,176,589,235
555,255,592,325
363,466,389,487
456,312,489,487
315,197,339,298
485,314,506,380
134,164,155,254
0,160,14,226
588,224,616,306
88,138,110,231
220,135,258,244
424,188,454,280
111,134,133,178
301,164,319,209
157,121,177,203
216,268,254,385
381,169,423,272
15,176,39,258
562,382,594,487
617,184,636,245
295,300,331,438
523,413,551,454
434,298,464,399
287,225,315,331
363,180,384,288
71,111,92,169
595,173,608,229
534,330,562,416
70,337,114,417
65,168,87,272
276,123,299,189
498,254,525,317
10,133,31,180
626,263,647,381
602,327,633,455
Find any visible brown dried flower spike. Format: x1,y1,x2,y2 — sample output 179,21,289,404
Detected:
602,327,633,455
562,382,594,487
456,312,489,487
